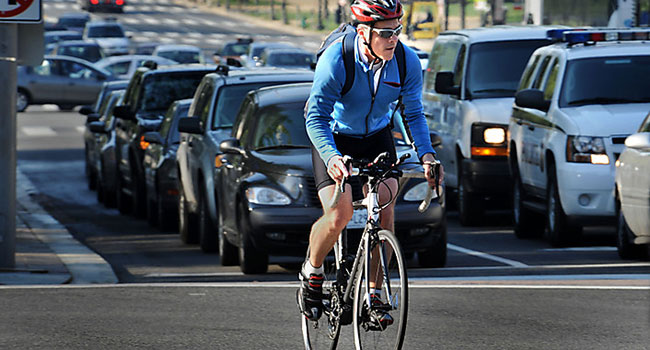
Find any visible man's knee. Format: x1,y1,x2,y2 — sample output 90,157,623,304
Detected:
326,205,353,233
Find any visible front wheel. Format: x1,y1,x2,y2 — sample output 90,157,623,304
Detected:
616,202,646,260
353,230,408,350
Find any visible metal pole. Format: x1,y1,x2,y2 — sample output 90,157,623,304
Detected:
0,23,17,269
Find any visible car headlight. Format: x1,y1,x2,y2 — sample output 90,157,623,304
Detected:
566,136,609,164
471,123,508,157
403,181,430,201
245,187,291,205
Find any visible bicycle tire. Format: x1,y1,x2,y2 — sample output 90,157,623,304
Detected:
300,253,341,350
352,229,408,350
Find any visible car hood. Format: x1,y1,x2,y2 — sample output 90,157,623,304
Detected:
560,103,650,136
93,37,129,47
249,148,313,177
470,97,515,125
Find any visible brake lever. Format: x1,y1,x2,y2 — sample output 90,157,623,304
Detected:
329,156,352,209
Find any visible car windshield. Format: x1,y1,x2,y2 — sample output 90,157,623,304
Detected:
45,33,81,45
60,46,103,62
267,53,314,67
222,43,249,56
87,25,125,38
559,56,650,107
252,102,310,150
58,18,87,27
467,40,551,98
159,104,190,144
140,72,207,112
157,50,201,64
212,82,289,129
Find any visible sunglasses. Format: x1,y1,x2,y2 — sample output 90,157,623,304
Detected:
371,24,403,39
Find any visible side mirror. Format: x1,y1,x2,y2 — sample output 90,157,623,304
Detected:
86,113,101,123
429,131,442,148
88,121,108,134
226,57,242,67
114,105,136,121
624,132,650,151
143,131,163,144
177,117,204,134
79,105,94,116
434,72,460,96
219,138,246,156
514,89,550,112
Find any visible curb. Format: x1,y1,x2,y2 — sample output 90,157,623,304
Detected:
15,169,118,285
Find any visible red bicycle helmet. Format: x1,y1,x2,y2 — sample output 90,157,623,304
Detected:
351,0,403,24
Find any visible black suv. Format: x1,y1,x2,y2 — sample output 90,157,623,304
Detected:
113,63,219,216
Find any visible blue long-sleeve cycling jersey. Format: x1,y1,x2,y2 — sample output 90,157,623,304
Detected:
306,35,435,166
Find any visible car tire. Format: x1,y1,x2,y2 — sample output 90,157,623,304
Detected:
545,164,582,247
458,166,483,226
616,201,646,260
16,89,29,113
85,149,97,191
101,161,117,208
178,182,199,244
116,170,132,215
219,213,238,266
96,173,104,204
146,195,158,227
157,192,176,232
417,218,447,268
237,200,268,274
130,167,147,219
512,167,544,239
198,186,218,253
57,104,75,111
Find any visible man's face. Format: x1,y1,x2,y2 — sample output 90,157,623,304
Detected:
360,18,401,61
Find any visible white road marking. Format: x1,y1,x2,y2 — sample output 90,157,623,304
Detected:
448,243,529,268
76,126,86,133
21,127,56,137
144,272,244,277
540,247,617,252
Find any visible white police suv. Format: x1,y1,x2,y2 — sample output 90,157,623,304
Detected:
509,28,650,246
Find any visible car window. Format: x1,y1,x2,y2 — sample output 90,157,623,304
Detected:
33,60,54,76
105,61,131,75
424,38,462,93
543,58,559,101
559,56,650,108
466,39,551,98
104,92,124,129
266,53,314,67
519,55,541,90
251,102,310,149
212,82,287,129
639,114,650,132
222,43,249,56
60,46,103,62
192,80,215,125
139,72,207,112
87,25,125,38
159,103,189,144
532,56,552,90
453,45,466,87
233,97,254,141
157,51,201,64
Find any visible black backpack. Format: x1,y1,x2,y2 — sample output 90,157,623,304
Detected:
315,23,407,97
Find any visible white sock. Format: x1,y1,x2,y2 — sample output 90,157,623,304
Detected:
303,259,324,276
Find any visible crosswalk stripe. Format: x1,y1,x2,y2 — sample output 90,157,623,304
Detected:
21,127,57,137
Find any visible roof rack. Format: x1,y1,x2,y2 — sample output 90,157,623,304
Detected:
547,28,650,46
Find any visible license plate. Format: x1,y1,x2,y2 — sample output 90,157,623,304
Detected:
347,208,367,229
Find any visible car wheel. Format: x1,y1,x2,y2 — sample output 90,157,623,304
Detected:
219,211,238,266
130,167,146,219
417,218,447,268
146,194,158,227
457,166,483,226
157,192,176,232
16,89,29,113
237,200,268,274
198,186,218,253
116,170,132,215
616,201,646,260
178,182,198,244
101,161,117,208
96,171,104,204
512,167,544,239
85,149,97,191
545,164,582,247
57,104,75,111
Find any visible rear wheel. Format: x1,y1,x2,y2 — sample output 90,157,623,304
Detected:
198,187,218,253
237,200,268,274
116,171,132,215
512,167,544,239
157,192,176,232
546,165,582,247
218,213,238,266
353,230,408,350
457,166,482,226
16,89,29,113
178,183,199,244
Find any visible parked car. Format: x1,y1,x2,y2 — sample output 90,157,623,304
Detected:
212,37,253,66
423,25,559,225
87,89,126,207
176,68,313,252
509,28,650,246
55,12,90,34
134,42,162,55
216,83,447,274
142,99,192,230
615,112,650,259
153,44,204,64
44,30,82,52
243,42,295,67
78,0,126,13
83,80,129,190
112,64,217,217
79,79,129,116
17,55,115,112
83,20,131,56
258,48,315,69
95,55,177,80
50,40,106,63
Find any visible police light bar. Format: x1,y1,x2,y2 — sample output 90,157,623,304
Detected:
558,28,650,45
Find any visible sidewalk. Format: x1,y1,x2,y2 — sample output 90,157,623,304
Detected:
0,169,118,286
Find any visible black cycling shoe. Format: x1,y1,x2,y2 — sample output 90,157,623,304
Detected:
367,294,393,331
298,271,324,321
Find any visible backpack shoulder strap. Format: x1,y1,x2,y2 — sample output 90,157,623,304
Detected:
340,32,356,97
395,40,406,89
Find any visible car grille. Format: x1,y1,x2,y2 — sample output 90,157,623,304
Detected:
611,136,628,145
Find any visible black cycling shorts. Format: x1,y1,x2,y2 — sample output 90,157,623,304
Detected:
311,126,397,197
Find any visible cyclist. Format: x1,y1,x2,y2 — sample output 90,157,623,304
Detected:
300,0,444,329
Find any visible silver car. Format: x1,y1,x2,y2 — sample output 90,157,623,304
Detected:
95,54,177,80
615,112,650,260
83,20,131,56
17,55,114,112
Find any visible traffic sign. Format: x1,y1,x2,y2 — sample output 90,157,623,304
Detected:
0,0,41,23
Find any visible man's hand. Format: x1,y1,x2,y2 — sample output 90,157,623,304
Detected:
327,155,350,183
421,153,444,188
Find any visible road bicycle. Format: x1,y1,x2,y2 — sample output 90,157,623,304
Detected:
298,152,441,350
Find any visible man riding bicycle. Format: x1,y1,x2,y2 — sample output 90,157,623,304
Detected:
300,0,444,329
